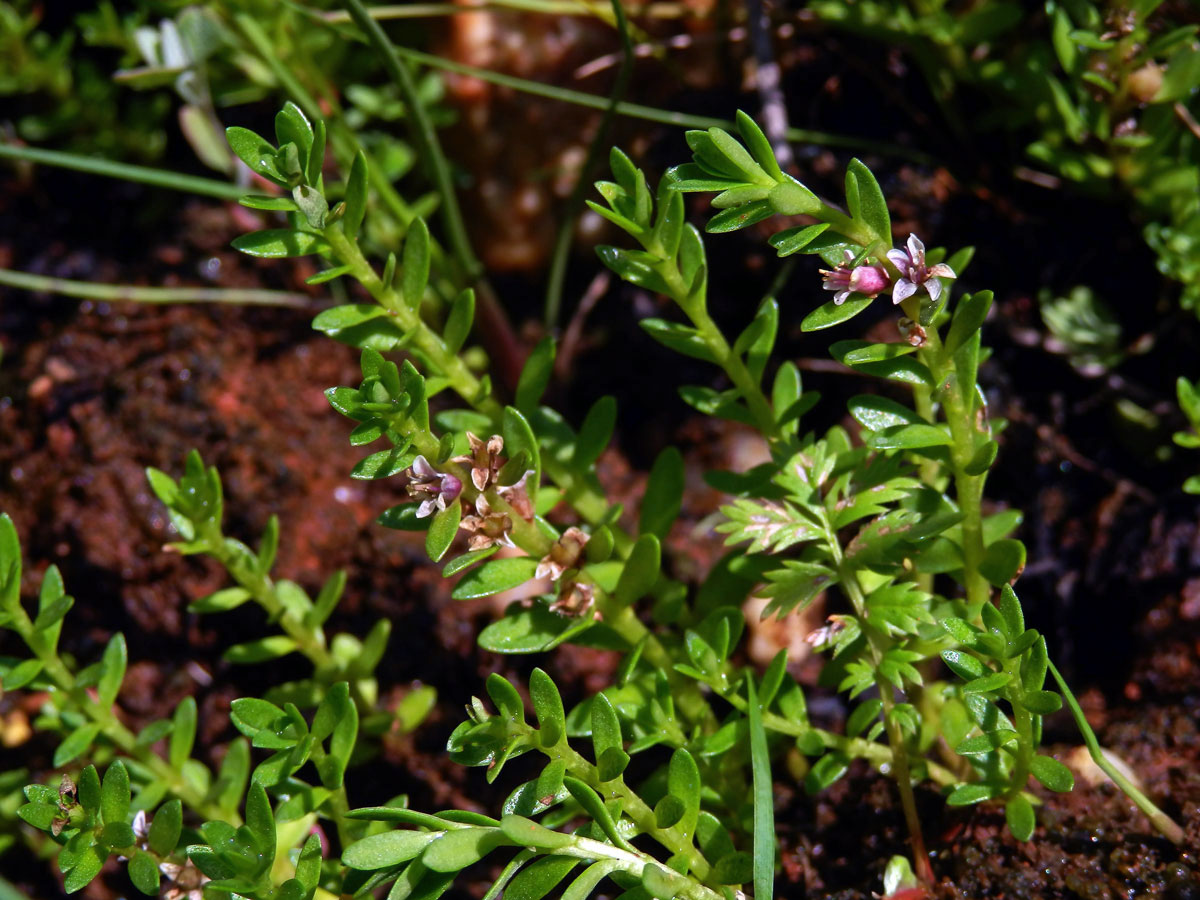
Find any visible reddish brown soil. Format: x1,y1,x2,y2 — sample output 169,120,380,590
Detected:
3,23,1200,894
2,191,1199,899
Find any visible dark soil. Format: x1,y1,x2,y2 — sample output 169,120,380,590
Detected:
3,9,1200,900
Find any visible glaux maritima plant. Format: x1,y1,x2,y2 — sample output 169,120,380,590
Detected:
5,105,1185,900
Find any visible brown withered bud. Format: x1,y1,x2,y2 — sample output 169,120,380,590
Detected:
452,433,505,492
160,859,210,900
58,774,77,806
498,470,536,522
1127,63,1162,104
535,527,589,581
897,316,927,347
460,495,514,550
550,579,596,618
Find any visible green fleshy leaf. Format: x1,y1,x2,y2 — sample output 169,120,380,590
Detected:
477,601,596,654
640,448,684,540
800,295,874,331
451,557,539,600
425,500,461,563
128,851,161,896
226,126,284,185
343,830,442,870
343,151,369,239
1030,755,1074,792
1005,795,1036,841
846,159,890,242
232,229,329,259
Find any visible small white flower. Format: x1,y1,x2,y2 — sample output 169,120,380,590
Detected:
886,234,956,304
404,456,462,518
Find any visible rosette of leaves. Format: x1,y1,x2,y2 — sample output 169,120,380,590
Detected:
227,102,332,252
667,111,903,332
1038,285,1123,375
17,762,185,895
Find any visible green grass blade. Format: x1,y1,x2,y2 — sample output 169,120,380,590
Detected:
0,875,35,900
0,268,311,308
340,0,483,282
0,144,245,200
544,0,634,327
373,45,928,160
746,672,774,900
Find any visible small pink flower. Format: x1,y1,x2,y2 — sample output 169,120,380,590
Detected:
820,250,890,305
405,456,462,518
886,234,956,304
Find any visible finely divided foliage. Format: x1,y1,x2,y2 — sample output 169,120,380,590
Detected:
2,98,1184,900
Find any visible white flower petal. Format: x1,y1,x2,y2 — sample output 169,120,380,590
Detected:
886,249,911,270
411,455,435,478
416,499,435,518
907,233,925,261
834,290,851,305
893,279,917,302
928,263,957,280
925,277,943,303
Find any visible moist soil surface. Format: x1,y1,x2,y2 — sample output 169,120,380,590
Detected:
3,17,1200,899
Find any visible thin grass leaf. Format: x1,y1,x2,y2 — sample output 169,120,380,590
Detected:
746,674,774,900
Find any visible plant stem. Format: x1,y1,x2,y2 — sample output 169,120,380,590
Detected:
593,599,718,730
197,524,335,672
1003,658,1036,806
1048,661,1185,845
656,261,781,444
550,743,714,881
323,224,503,417
820,506,933,883
307,743,355,849
909,381,939,594
917,327,990,614
837,566,934,883
560,836,723,900
8,613,229,822
0,267,310,307
713,681,958,787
